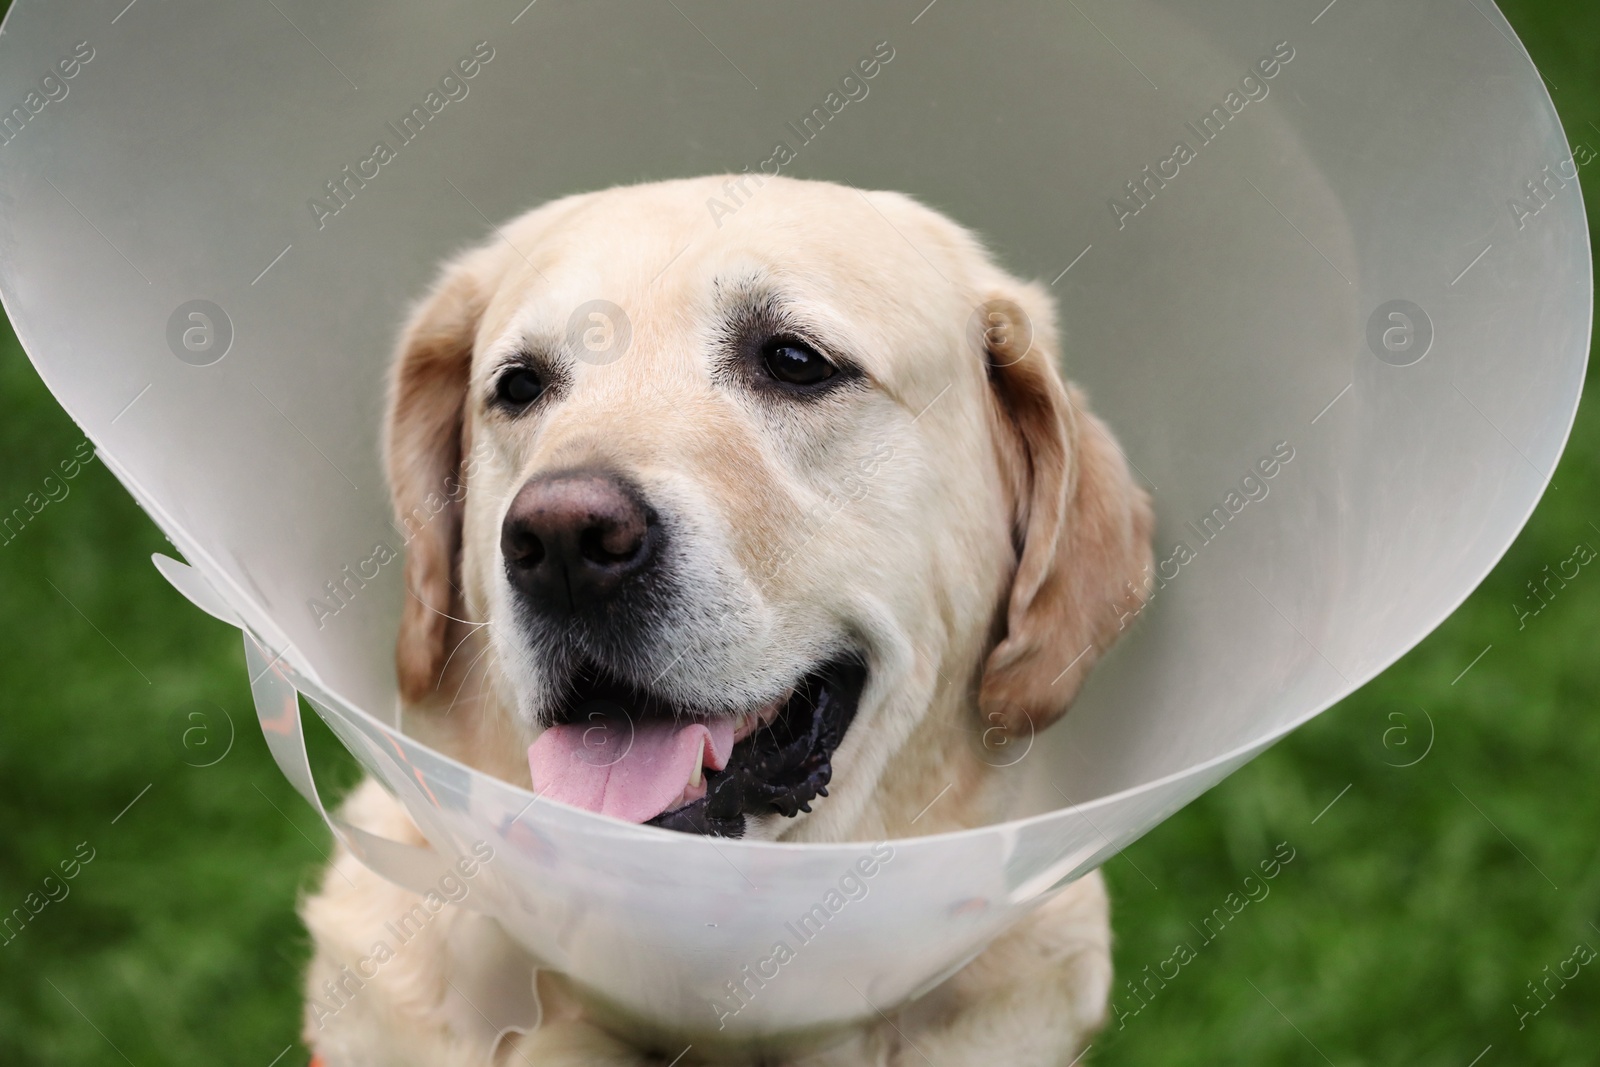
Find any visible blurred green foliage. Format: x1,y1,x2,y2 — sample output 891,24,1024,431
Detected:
0,1,1595,1063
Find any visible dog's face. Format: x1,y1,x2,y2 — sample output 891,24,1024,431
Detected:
386,176,1151,841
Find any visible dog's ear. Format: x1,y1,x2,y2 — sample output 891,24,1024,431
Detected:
976,285,1154,736
384,253,492,703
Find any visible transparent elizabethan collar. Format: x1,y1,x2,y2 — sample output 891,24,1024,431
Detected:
0,0,1587,1045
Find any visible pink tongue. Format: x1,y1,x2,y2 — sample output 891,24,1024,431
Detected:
528,716,734,823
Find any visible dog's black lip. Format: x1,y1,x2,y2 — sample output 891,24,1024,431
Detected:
545,658,691,727
647,657,867,839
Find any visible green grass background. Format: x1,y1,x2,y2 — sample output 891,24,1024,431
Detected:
1,2,1597,1064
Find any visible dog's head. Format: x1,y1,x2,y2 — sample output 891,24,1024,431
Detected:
385,176,1151,840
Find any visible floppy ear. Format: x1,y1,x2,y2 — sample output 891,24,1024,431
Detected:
384,254,491,704
977,286,1154,736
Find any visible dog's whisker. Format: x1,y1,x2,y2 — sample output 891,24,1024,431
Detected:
408,588,492,631
469,645,503,720
435,618,492,688
443,641,496,718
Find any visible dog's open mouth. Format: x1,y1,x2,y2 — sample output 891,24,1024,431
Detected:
527,657,866,838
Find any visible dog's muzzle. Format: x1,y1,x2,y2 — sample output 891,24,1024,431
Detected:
500,468,868,837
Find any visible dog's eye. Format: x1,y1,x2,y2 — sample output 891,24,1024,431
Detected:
495,367,544,409
761,337,836,387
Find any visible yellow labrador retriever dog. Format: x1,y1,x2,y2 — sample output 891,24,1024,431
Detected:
301,175,1152,1066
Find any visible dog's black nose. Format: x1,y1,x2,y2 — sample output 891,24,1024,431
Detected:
501,471,656,613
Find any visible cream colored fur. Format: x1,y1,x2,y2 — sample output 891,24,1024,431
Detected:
302,176,1152,1066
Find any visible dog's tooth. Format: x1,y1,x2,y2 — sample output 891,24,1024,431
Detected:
688,744,705,788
